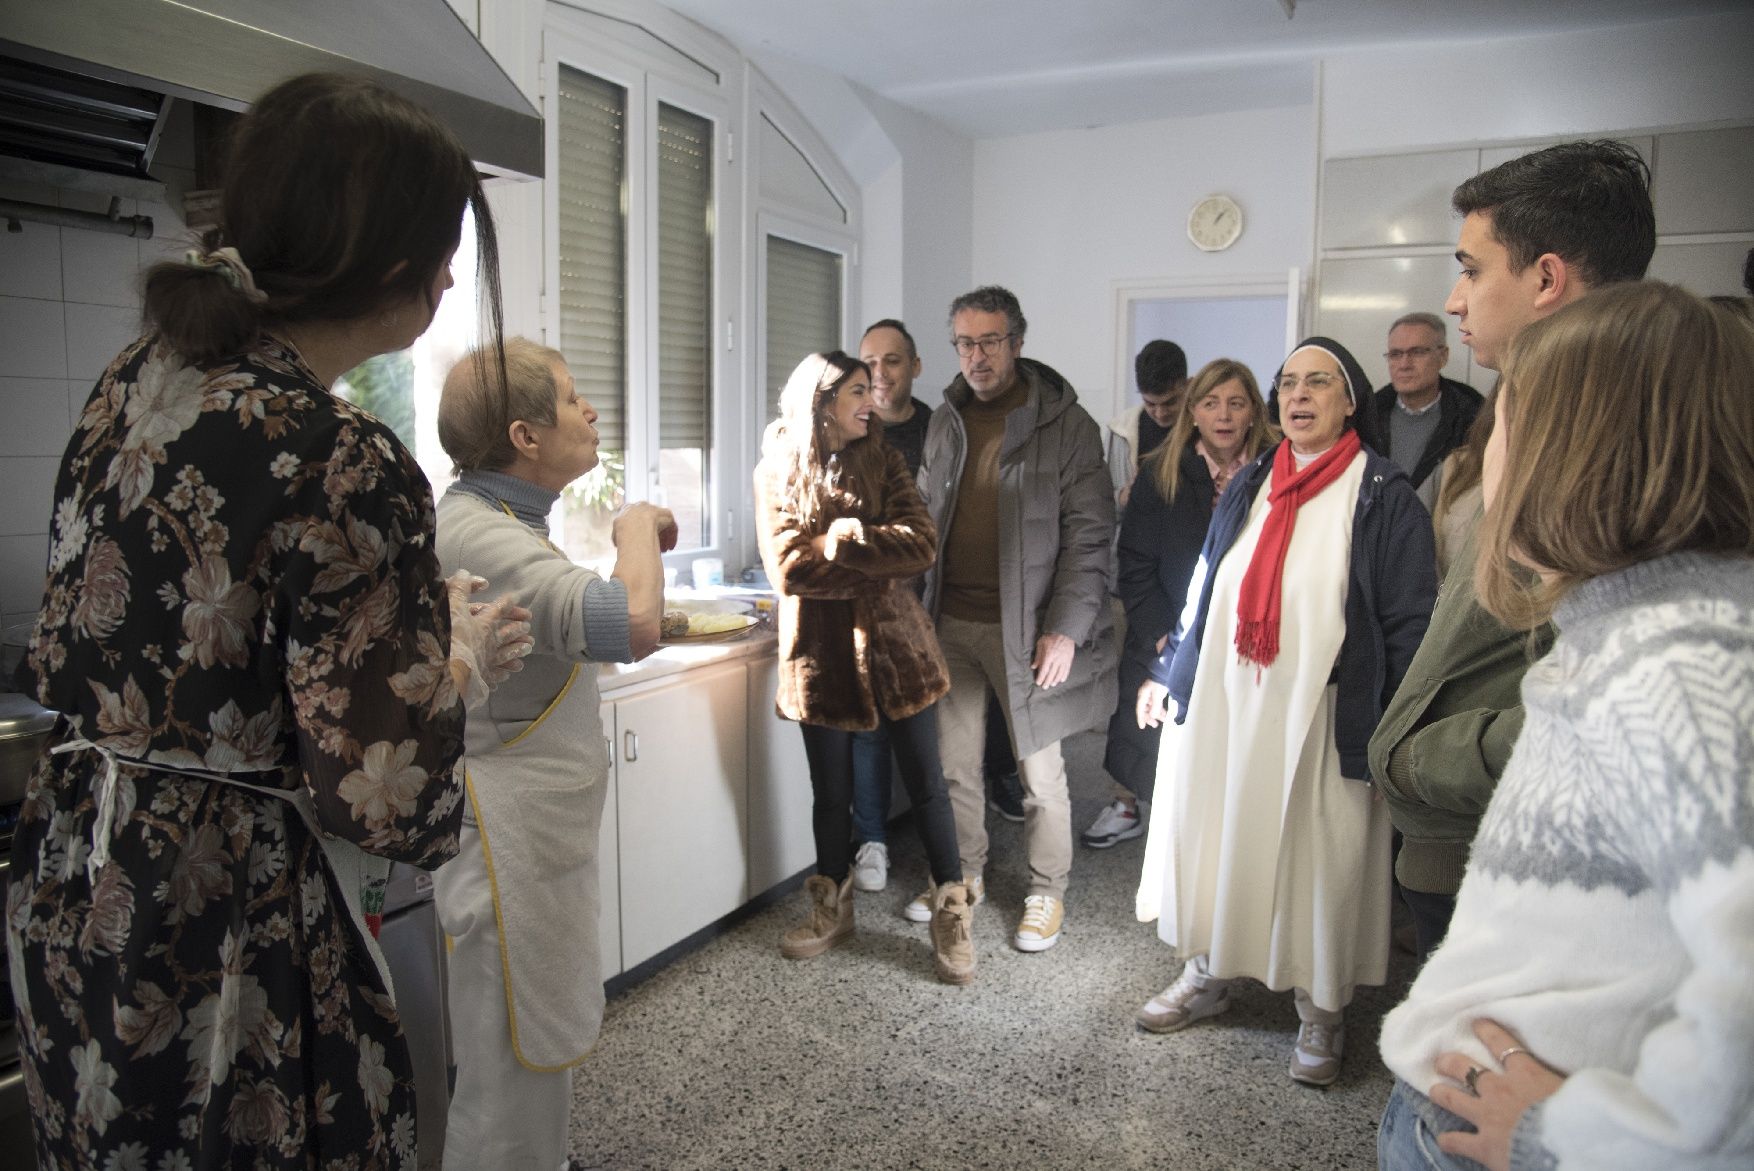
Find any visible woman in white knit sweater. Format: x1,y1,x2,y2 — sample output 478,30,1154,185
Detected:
1376,282,1754,1170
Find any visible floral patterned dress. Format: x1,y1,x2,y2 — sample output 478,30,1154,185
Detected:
5,334,466,1169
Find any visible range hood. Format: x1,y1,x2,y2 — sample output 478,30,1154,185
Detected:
0,0,543,185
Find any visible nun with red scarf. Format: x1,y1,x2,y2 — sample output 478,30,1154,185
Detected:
1130,336,1437,1087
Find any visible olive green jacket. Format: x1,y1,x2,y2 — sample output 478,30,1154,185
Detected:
1367,522,1554,895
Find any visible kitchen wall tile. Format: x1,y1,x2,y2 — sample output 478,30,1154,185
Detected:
139,196,196,271
0,379,75,457
67,379,96,430
0,177,58,206
0,221,63,300
0,296,69,379
64,302,143,381
0,533,50,621
56,191,136,219
0,458,58,536
62,225,143,308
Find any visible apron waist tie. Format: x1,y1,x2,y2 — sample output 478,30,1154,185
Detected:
50,738,398,999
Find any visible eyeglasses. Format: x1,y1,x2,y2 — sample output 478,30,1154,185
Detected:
1383,346,1441,361
951,333,1015,357
1273,372,1343,395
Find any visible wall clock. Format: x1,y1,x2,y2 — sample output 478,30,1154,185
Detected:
1187,194,1243,252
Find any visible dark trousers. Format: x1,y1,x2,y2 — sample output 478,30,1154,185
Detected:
800,705,961,886
1399,886,1457,960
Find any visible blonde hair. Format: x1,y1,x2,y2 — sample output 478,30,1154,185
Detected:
438,337,568,473
1477,282,1754,629
1434,388,1495,519
759,351,883,530
1145,357,1274,503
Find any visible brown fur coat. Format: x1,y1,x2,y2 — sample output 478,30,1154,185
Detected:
754,443,950,730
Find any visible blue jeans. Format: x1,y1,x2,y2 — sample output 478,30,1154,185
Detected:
1378,1080,1489,1171
849,726,892,845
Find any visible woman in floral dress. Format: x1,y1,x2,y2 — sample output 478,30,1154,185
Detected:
6,73,512,1168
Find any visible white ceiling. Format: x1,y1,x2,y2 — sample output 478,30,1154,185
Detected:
657,0,1749,138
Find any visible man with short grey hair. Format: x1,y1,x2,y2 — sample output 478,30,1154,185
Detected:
915,284,1116,953
1368,311,1482,508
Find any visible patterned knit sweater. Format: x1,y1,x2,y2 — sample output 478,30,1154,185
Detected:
1379,551,1754,1170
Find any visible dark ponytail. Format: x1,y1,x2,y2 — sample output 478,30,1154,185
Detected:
142,231,265,364
141,73,504,373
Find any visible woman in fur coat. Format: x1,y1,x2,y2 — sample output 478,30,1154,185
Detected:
754,351,976,984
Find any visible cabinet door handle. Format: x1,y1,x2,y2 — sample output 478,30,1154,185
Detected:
624,729,639,762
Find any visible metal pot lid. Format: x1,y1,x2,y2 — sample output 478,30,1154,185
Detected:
0,693,56,740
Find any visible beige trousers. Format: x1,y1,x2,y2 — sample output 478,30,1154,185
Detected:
936,614,1072,899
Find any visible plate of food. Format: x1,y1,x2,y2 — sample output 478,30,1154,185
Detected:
659,599,759,645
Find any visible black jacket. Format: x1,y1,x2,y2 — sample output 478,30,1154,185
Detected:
1116,445,1216,668
1370,376,1484,490
1151,441,1437,781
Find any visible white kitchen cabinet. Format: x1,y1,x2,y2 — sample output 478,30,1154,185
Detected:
744,656,815,895
596,703,621,980
609,661,750,969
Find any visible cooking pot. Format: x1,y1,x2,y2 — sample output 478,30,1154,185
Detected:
0,694,56,806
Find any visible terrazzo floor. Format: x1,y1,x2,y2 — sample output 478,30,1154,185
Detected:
566,730,1416,1170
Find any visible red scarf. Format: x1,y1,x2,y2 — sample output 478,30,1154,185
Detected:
1233,430,1362,667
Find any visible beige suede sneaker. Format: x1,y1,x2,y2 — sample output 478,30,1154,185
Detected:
1012,894,1063,952
929,881,977,985
779,874,854,959
903,874,983,922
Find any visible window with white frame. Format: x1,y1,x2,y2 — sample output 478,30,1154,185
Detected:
546,22,729,567
542,5,861,576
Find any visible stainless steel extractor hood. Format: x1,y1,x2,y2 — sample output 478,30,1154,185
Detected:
0,0,543,182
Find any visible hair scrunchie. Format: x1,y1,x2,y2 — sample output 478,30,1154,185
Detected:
183,246,268,305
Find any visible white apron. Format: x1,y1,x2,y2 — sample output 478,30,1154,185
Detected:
450,663,609,1069
1136,452,1391,1012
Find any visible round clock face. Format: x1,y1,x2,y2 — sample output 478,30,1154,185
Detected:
1188,195,1242,252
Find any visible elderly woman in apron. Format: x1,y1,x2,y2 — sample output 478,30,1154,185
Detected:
434,338,675,1169
5,73,530,1169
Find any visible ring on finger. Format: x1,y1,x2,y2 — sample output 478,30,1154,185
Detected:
1464,1065,1484,1095
1496,1046,1529,1065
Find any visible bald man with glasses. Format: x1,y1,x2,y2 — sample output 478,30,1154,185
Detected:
1369,312,1483,510
914,284,1116,953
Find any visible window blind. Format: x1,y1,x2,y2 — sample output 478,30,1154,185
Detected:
764,236,843,424
657,102,713,448
557,66,628,449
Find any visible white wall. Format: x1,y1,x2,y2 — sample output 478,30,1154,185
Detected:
0,116,195,630
970,104,1316,422
855,85,975,404
1321,9,1754,156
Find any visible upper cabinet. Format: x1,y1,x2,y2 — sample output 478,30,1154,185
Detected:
1321,149,1478,250
1653,126,1754,236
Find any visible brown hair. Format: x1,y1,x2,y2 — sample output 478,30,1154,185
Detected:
1145,357,1274,504
1434,389,1496,519
761,352,883,530
143,72,503,371
439,338,567,474
1477,282,1754,628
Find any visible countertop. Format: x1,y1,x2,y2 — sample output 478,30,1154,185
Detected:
598,628,776,696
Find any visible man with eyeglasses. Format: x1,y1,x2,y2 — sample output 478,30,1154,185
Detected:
914,285,1117,953
1368,312,1483,510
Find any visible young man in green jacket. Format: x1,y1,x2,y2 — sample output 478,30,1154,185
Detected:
1368,140,1654,957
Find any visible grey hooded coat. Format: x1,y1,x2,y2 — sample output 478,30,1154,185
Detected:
918,357,1118,758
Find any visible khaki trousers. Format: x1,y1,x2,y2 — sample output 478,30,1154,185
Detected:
936,613,1072,899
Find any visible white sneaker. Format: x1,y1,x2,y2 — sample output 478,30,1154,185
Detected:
1081,799,1146,848
904,874,983,922
1289,1018,1345,1086
1136,967,1231,1033
851,841,889,893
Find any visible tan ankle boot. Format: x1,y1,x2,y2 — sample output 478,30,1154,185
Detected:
930,881,977,984
779,874,854,959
